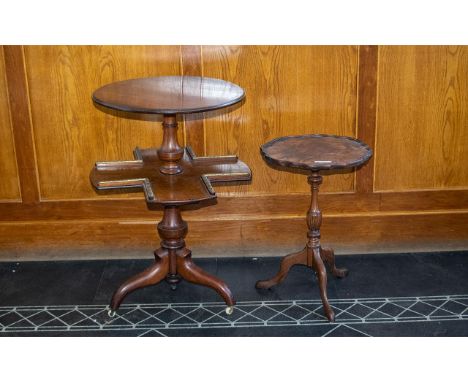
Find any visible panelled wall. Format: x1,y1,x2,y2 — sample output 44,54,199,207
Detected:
0,46,467,260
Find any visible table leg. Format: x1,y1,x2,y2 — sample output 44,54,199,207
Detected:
109,249,169,313
177,248,235,309
255,248,307,289
320,247,349,278
311,247,335,322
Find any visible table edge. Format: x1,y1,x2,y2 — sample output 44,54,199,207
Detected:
92,76,245,115
260,134,373,171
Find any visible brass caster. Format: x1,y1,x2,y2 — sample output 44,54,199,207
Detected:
108,308,116,318
225,306,234,315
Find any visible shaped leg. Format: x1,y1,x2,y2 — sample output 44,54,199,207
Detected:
311,247,335,322
255,248,308,289
109,251,169,312
176,249,235,308
320,247,349,278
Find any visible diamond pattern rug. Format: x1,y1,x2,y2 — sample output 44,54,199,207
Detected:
1,294,467,336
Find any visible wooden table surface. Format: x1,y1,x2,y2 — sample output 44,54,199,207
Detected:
261,134,372,171
93,76,245,114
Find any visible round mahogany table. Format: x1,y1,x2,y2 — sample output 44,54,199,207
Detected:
93,75,245,115
90,76,251,316
255,134,372,322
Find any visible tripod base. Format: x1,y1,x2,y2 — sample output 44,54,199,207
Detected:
108,207,235,316
255,246,348,322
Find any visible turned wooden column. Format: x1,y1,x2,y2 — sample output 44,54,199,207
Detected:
158,206,187,289
157,115,184,175
306,172,322,265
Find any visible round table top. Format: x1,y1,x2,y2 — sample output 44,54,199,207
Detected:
261,134,372,171
92,76,245,115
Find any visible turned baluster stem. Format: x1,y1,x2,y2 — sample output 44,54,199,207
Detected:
306,172,322,265
157,114,184,175
158,206,187,287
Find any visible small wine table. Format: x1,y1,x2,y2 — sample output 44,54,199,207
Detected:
90,76,251,316
255,134,372,321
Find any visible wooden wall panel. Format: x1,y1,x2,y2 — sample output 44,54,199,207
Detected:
356,46,378,193
180,46,204,154
1,45,467,260
24,46,183,200
375,46,468,192
1,212,467,261
0,47,21,200
201,46,359,195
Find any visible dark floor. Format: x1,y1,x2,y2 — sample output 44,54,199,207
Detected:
0,251,467,336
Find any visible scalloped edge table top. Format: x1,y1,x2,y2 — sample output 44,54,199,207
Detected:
92,76,245,114
261,134,373,171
